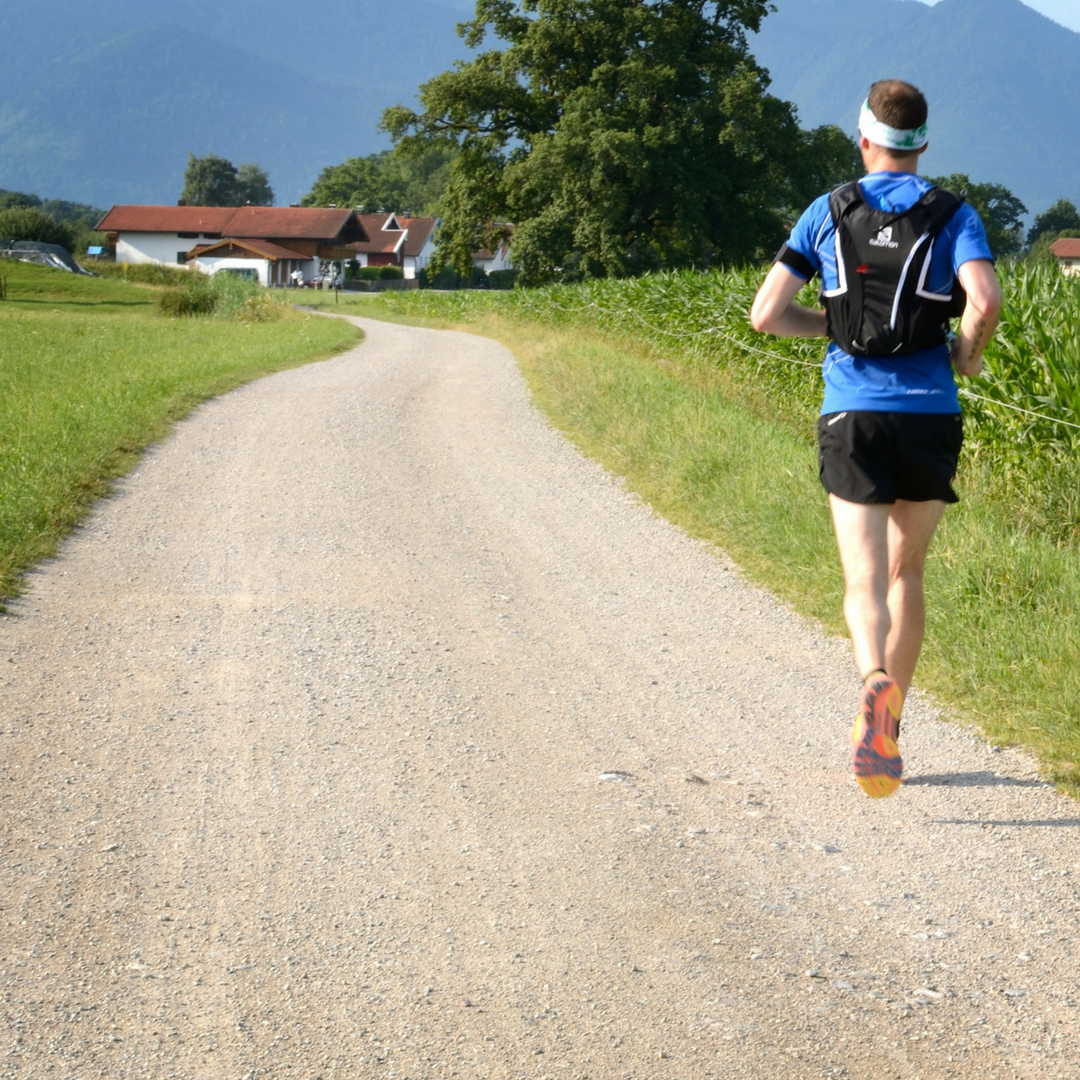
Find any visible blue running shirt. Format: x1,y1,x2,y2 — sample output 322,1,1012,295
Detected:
783,172,993,415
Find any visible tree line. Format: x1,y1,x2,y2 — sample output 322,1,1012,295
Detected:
6,0,1080,281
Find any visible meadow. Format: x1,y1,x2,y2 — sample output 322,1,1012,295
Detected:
353,263,1080,795
0,260,360,602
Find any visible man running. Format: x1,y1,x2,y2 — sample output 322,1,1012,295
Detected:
750,80,1001,797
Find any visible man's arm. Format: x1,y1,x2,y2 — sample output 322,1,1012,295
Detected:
950,258,1001,378
750,263,828,338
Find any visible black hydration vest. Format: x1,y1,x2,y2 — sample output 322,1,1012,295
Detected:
821,181,966,356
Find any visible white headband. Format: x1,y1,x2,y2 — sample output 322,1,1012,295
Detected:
858,99,929,152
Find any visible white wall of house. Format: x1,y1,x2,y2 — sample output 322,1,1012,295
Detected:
474,243,513,274
403,235,438,279
1058,257,1080,277
116,232,199,267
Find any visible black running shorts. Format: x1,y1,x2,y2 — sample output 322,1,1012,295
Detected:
817,410,963,504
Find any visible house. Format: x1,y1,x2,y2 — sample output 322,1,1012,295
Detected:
472,233,513,275
94,204,370,287
347,213,439,280
1050,237,1080,276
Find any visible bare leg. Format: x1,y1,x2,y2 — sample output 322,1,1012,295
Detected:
884,499,946,699
829,497,891,679
829,496,946,699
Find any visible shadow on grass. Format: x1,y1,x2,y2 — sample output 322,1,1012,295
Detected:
8,298,150,309
905,771,1049,789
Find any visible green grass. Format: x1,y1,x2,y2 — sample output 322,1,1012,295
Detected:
0,260,361,602
360,283,1080,797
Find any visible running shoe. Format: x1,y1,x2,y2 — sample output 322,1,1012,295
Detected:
850,670,903,798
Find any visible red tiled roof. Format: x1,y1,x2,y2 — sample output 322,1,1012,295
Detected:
95,205,238,233
95,205,368,244
1050,238,1080,258
398,216,438,258
224,206,362,241
347,213,438,257
186,238,310,262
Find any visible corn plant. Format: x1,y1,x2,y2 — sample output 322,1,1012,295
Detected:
376,261,1080,542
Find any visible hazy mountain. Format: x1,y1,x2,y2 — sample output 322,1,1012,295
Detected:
4,0,1079,216
751,0,1080,215
0,0,473,207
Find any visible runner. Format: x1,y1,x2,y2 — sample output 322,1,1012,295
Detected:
750,80,1002,797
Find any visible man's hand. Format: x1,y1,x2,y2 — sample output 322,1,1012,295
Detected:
950,259,1002,378
750,263,828,338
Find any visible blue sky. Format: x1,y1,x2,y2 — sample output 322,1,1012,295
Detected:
919,0,1080,32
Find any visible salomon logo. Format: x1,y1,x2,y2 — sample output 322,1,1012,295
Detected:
869,226,900,250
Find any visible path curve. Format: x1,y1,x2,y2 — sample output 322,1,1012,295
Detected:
1,316,1077,1079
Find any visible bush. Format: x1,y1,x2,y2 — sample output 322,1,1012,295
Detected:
488,269,519,290
353,265,384,281
155,270,289,321
156,275,219,317
0,207,77,251
379,265,404,280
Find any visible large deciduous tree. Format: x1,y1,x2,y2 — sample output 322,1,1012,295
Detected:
301,147,453,214
1026,198,1080,249
181,154,274,207
382,0,856,284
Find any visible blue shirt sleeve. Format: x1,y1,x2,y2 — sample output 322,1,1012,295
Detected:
783,194,832,280
949,203,994,271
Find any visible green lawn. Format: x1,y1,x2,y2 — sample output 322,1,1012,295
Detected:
0,260,360,602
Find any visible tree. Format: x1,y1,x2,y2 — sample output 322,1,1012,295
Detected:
926,174,1027,260
180,153,274,206
382,0,849,283
1027,198,1080,248
236,163,274,206
0,188,42,211
0,207,77,250
302,147,453,213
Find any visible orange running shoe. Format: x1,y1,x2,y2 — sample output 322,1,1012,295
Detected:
851,670,903,798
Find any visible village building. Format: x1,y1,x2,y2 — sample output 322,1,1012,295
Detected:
472,236,513,276
94,204,370,287
1050,236,1080,277
346,213,439,280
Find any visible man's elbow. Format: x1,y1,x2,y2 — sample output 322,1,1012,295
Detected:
749,300,774,334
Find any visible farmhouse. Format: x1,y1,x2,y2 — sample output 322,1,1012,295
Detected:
1050,236,1080,277
472,236,513,275
347,213,439,280
94,204,370,286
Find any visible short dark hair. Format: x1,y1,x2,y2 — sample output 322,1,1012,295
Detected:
868,80,928,132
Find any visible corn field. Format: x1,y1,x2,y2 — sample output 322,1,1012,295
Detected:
377,261,1080,542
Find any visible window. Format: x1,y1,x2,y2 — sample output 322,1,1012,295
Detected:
178,232,199,239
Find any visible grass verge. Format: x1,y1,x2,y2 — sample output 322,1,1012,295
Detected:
359,300,1080,797
0,261,361,604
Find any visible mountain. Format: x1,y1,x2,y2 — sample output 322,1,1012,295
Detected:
750,0,1080,215
4,0,1080,216
0,0,473,207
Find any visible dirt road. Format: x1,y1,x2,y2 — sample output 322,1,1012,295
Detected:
1,316,1078,1079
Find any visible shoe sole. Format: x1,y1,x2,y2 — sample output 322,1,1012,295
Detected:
851,676,903,798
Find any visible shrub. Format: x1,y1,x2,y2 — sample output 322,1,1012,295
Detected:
379,265,404,280
0,207,77,251
156,275,218,317
488,269,519,290
155,270,287,321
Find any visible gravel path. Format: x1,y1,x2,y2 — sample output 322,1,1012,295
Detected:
1,316,1078,1080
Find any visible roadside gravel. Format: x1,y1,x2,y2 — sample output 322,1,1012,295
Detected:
1,315,1077,1079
